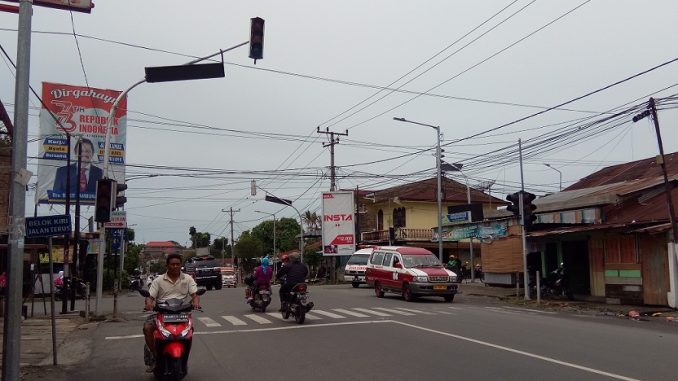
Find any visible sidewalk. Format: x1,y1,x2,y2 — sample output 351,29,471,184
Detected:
458,281,678,322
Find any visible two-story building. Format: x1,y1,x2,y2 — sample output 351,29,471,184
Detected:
358,177,508,265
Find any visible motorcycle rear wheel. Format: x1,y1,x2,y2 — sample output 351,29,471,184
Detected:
295,307,306,324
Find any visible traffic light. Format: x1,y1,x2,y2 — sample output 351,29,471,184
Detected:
95,179,115,222
249,17,265,63
506,192,521,216
115,182,127,209
522,191,537,229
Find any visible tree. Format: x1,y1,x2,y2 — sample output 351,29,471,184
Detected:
251,217,300,255
234,231,264,272
124,242,143,275
303,210,320,231
189,226,197,249
210,237,228,258
194,232,211,247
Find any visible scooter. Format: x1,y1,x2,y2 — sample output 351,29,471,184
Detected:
248,283,272,312
139,288,206,381
281,283,314,324
55,277,87,300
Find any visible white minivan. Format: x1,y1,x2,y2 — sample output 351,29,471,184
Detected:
344,248,373,288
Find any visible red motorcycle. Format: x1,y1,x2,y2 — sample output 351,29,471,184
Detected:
139,288,205,381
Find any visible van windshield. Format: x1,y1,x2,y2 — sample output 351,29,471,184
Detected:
347,254,369,265
402,254,442,268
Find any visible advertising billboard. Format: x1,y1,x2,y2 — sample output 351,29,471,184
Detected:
36,82,126,205
321,191,355,256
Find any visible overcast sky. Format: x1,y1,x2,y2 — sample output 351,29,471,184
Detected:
1,0,677,245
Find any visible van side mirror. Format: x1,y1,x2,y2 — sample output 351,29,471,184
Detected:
394,262,402,269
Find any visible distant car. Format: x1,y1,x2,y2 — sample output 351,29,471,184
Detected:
365,246,458,302
221,267,237,288
184,256,223,290
344,248,373,288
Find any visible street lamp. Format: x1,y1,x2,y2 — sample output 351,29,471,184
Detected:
393,117,443,262
543,163,562,191
443,162,476,282
254,211,277,258
264,194,304,262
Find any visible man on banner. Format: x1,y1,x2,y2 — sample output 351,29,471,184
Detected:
52,137,103,194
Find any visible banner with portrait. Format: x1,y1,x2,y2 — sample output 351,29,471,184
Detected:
36,82,127,205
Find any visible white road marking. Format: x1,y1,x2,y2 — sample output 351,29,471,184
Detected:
244,314,272,324
353,308,391,317
198,317,221,327
304,313,322,320
484,307,521,315
434,310,455,315
373,307,415,316
393,321,640,381
333,308,370,317
394,307,435,315
221,316,247,326
266,312,286,321
312,310,346,319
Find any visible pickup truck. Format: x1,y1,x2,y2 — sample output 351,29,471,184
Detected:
184,256,223,290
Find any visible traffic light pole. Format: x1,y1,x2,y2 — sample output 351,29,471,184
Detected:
518,139,530,300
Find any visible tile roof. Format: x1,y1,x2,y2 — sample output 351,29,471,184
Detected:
365,177,507,205
145,240,181,248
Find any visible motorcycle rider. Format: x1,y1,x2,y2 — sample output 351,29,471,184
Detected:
276,253,308,311
143,253,200,372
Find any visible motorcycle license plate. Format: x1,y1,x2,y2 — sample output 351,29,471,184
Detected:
163,313,189,323
433,285,447,291
259,290,271,295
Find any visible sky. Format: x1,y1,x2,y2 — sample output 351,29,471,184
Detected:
1,0,678,245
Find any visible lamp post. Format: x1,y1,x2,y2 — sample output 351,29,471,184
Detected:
393,117,443,262
264,195,304,262
444,162,476,282
543,163,562,191
254,210,277,258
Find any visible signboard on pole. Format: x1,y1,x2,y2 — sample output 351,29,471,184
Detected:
4,0,94,13
104,210,127,228
36,82,126,206
25,215,72,238
321,191,355,256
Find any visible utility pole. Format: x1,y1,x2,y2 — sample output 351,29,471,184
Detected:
222,207,240,278
518,139,530,300
632,98,678,242
317,127,348,192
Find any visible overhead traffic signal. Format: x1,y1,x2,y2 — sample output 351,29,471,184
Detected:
115,182,127,209
505,191,538,229
95,179,115,223
249,17,265,63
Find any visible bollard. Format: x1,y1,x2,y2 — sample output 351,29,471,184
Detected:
85,282,90,321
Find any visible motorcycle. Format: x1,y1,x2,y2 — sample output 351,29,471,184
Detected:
129,276,143,291
281,283,314,324
530,267,573,300
55,277,87,300
139,288,206,381
248,283,272,312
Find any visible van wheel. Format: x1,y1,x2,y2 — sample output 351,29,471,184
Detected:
374,282,385,298
402,284,414,302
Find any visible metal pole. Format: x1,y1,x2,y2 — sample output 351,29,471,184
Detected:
435,126,443,262
73,139,82,311
3,1,32,379
62,133,71,314
519,139,530,300
48,238,57,365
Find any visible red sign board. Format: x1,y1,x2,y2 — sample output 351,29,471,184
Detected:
3,0,94,13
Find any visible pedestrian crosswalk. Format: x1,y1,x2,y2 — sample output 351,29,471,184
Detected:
184,305,555,329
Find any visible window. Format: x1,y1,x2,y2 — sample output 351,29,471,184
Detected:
605,235,637,264
377,210,384,231
371,252,384,266
383,253,393,267
393,207,406,228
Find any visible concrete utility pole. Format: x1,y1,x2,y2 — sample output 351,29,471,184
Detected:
317,127,348,192
3,1,32,380
518,139,530,300
222,207,240,268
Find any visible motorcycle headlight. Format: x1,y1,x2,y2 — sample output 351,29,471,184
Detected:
414,276,428,282
156,319,172,338
449,276,457,282
180,319,193,337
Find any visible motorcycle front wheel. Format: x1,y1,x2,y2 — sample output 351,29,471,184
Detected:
295,307,306,324
166,357,183,381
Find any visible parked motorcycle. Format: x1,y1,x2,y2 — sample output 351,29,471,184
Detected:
281,283,314,324
129,276,143,291
55,277,87,300
530,266,573,300
248,283,272,312
139,288,206,381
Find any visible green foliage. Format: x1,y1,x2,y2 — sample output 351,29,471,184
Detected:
124,243,143,275
194,232,211,247
126,228,135,242
150,261,165,274
304,250,322,268
251,217,300,255
234,231,264,273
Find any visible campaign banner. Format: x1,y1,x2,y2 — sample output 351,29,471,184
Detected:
321,191,356,256
36,82,127,205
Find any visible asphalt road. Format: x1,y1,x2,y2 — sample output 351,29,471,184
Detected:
22,284,678,381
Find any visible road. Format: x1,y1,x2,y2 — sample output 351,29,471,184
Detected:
24,284,678,381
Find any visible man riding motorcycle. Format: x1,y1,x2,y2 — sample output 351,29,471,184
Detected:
275,253,308,312
143,253,200,372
